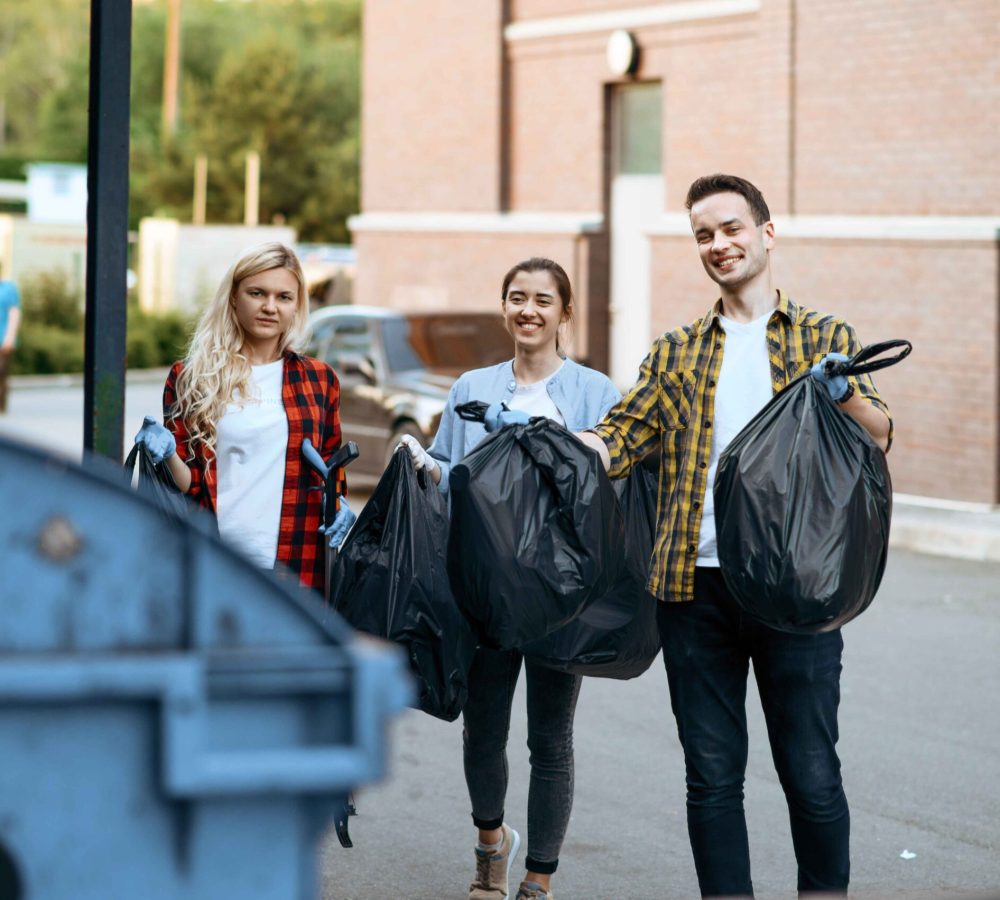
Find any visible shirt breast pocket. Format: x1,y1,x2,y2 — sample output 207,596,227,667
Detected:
788,359,814,381
658,370,696,430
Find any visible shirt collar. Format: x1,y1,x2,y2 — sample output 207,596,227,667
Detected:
697,289,797,336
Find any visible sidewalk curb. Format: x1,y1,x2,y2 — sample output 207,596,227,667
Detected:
889,520,1000,563
10,368,170,390
889,496,1000,564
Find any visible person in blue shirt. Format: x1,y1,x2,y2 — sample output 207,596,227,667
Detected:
0,262,22,415
399,257,620,900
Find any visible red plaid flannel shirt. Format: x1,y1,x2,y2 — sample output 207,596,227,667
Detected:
163,351,344,591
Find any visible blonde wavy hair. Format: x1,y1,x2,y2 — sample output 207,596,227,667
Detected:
169,242,310,458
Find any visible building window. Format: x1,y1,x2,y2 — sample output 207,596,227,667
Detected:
613,82,662,175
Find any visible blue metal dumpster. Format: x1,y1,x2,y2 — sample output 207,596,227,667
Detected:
0,435,412,900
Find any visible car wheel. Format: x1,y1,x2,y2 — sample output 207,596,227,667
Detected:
386,422,427,471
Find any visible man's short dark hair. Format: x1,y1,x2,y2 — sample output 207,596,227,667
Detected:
685,174,771,226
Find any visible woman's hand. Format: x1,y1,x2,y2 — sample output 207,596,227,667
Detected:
324,499,357,548
398,435,441,484
136,415,194,492
134,415,176,464
483,403,530,432
398,435,435,471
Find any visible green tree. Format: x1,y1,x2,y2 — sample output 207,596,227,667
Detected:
0,0,88,153
36,52,90,162
2,0,361,242
183,27,359,240
130,0,360,240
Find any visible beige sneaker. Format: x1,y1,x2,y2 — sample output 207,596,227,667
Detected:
515,881,553,900
468,824,521,900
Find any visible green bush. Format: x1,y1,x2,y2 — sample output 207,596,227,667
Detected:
19,270,83,331
125,326,160,370
10,271,84,375
127,298,192,369
0,155,28,180
11,323,84,375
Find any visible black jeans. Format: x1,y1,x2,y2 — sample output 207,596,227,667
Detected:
462,646,582,875
658,567,849,897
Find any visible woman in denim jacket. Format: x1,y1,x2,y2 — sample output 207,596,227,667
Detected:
399,257,619,900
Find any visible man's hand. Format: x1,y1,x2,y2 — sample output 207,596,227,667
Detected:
134,415,176,464
323,499,357,549
484,402,530,433
810,353,850,402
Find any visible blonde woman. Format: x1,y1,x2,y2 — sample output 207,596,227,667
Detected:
134,242,355,590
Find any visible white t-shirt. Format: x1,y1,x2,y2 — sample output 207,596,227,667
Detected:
506,361,566,426
216,359,289,568
696,312,774,566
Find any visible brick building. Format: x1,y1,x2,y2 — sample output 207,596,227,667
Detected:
350,0,1000,503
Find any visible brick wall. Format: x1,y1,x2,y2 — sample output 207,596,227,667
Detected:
502,0,999,215
507,40,608,210
793,0,999,215
361,0,505,211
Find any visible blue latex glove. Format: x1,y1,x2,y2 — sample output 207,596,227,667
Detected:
810,353,850,401
483,402,531,433
134,415,176,464
323,499,356,549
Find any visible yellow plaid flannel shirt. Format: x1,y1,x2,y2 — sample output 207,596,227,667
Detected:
592,291,892,603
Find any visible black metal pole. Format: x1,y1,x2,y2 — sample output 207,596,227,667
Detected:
84,0,132,460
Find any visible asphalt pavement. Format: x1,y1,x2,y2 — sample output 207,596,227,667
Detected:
319,549,1000,900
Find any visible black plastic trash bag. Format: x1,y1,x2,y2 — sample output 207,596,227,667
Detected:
714,339,911,633
330,448,475,722
448,415,628,651
123,442,198,521
522,462,661,678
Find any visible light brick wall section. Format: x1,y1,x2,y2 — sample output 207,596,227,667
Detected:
361,0,505,212
650,235,999,503
652,19,772,210
794,0,1000,215
507,43,607,211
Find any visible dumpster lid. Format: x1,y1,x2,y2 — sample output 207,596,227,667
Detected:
0,435,353,653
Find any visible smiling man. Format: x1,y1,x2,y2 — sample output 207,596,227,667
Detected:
575,173,892,896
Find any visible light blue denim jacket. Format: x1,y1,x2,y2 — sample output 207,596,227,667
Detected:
427,358,621,494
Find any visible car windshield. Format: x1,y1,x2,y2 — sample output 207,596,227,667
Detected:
382,315,512,374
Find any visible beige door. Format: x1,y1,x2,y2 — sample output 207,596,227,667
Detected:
609,82,663,389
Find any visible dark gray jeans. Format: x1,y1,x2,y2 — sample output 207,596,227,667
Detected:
659,567,849,896
462,646,582,875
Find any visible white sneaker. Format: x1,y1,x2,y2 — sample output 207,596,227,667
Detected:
468,824,521,900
